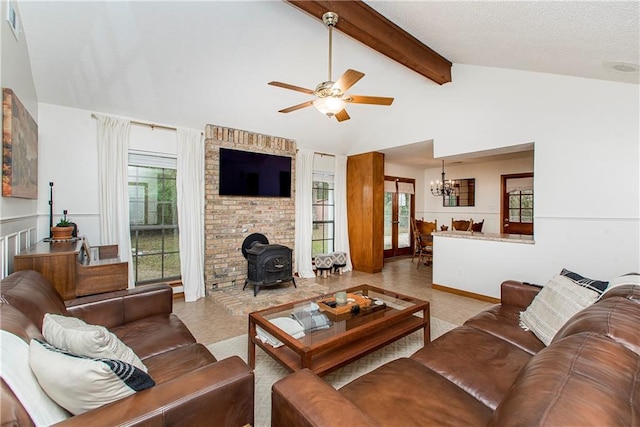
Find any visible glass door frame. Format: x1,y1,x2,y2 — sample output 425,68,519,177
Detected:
383,176,415,259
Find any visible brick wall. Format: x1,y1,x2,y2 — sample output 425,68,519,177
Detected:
204,125,296,292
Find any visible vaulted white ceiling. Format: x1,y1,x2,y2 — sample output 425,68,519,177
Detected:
18,1,639,165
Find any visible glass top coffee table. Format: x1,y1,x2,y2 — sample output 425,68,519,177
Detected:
248,284,429,376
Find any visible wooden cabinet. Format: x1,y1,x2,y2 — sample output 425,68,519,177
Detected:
14,238,128,300
14,241,79,299
347,152,384,274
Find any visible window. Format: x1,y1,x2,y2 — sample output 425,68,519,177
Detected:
312,172,334,257
509,189,534,223
6,0,20,41
128,153,181,285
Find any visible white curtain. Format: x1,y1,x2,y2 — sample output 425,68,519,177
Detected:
295,149,315,278
334,155,353,272
95,115,134,287
176,129,205,302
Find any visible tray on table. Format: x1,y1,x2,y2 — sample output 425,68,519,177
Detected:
317,292,373,315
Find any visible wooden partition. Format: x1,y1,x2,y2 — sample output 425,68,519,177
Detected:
347,152,384,273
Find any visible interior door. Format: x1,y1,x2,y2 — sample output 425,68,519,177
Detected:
501,173,534,235
384,177,415,258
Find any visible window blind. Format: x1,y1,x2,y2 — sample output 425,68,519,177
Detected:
384,180,396,193
384,180,415,194
397,182,415,194
507,177,533,193
313,171,334,183
129,150,177,169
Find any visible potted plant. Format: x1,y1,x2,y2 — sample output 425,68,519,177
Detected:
51,210,74,240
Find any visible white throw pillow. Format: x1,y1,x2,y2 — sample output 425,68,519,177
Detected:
29,339,155,415
520,274,599,345
0,331,70,425
604,273,640,293
43,313,147,372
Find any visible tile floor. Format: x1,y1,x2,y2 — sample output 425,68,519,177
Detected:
173,257,496,344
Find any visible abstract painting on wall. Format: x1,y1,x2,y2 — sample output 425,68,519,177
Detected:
2,88,38,199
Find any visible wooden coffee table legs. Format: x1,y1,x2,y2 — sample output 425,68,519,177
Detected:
248,321,257,369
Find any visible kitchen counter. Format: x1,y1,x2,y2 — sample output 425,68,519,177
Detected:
434,230,534,244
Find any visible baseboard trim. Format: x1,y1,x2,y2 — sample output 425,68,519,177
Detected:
432,283,500,304
353,267,383,274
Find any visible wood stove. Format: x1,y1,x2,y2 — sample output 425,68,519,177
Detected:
242,233,296,296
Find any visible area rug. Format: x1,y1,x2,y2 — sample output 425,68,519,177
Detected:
207,317,457,427
208,280,330,316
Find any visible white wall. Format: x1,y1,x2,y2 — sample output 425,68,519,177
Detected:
0,1,37,119
429,65,639,298
0,0,39,277
36,103,179,245
423,155,534,234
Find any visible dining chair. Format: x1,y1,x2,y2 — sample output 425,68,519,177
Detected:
471,219,484,232
413,218,437,268
410,219,424,264
451,218,473,231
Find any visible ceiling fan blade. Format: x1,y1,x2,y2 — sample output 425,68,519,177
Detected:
347,95,394,106
333,69,365,93
335,109,350,122
268,81,315,95
278,100,314,114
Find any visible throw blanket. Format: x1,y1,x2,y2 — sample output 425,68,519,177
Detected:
291,310,331,332
256,317,305,348
0,330,70,425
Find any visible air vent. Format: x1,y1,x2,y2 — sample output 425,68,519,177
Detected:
604,61,639,74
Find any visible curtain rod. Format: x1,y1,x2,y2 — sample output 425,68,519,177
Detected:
296,148,335,157
90,113,178,132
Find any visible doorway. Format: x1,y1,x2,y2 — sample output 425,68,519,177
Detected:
383,177,415,258
501,173,534,235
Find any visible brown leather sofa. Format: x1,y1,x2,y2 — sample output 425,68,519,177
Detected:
272,280,640,426
1,270,254,426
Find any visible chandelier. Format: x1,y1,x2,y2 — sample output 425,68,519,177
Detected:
430,160,455,196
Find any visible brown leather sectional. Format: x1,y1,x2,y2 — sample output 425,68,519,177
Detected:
272,280,640,426
1,270,254,426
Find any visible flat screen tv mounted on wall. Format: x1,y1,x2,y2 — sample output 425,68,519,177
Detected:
219,148,292,197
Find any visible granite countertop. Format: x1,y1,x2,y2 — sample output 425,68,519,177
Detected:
433,230,535,244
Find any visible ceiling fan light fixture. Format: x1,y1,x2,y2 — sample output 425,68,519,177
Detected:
313,96,346,117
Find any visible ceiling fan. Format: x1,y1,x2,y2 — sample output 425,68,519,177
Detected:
268,11,394,122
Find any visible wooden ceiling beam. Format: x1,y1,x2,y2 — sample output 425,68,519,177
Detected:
285,0,452,85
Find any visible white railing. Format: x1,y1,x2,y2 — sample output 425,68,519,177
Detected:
0,227,36,280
